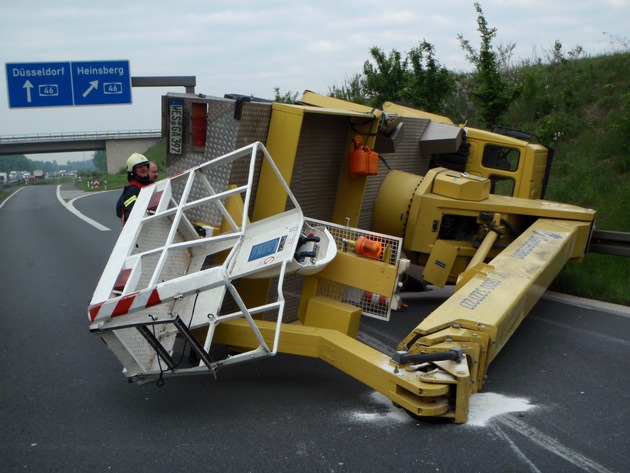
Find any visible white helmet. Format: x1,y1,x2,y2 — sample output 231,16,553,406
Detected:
126,153,149,172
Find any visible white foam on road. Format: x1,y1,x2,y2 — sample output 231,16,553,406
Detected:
347,392,410,424
347,391,535,427
467,392,535,427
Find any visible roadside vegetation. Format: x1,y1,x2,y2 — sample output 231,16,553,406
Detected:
3,3,628,305
71,140,167,192
501,52,630,305
285,3,630,305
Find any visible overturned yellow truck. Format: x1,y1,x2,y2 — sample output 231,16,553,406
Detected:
88,91,595,423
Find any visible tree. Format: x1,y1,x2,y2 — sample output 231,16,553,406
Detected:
362,41,453,112
93,150,107,173
362,47,409,106
406,40,454,113
328,73,369,105
457,3,519,127
274,88,299,104
0,155,34,173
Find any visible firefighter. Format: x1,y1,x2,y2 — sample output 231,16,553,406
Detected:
116,153,152,224
149,161,159,182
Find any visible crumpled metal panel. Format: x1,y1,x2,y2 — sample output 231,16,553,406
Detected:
419,120,463,154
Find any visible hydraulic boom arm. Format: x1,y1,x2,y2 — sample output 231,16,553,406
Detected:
211,217,592,422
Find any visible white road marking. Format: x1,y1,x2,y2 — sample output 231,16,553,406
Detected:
493,424,544,473
497,414,616,473
0,186,25,209
56,185,111,231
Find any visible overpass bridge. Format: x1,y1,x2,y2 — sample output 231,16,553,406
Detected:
0,130,162,173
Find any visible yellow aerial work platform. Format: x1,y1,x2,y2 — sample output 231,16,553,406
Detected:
88,93,595,423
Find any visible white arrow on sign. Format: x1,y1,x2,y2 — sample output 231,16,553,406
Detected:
23,80,34,103
82,80,99,98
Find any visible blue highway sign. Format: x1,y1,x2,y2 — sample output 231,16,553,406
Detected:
71,61,132,106
5,62,73,108
5,60,132,108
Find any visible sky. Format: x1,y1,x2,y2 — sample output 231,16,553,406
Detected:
1,0,628,164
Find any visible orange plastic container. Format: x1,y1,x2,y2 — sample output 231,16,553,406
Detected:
349,146,379,175
355,236,383,259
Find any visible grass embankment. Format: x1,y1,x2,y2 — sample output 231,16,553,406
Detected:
500,52,630,306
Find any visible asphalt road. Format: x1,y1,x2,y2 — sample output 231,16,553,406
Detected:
1,184,628,473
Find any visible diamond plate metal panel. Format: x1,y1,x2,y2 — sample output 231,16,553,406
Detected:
359,117,432,229
166,96,272,223
288,113,350,220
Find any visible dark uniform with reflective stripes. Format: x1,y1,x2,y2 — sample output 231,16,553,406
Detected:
116,153,152,225
116,179,148,224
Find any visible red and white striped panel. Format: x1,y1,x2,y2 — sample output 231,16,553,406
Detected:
89,288,162,322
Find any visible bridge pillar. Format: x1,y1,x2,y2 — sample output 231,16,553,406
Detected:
106,138,161,173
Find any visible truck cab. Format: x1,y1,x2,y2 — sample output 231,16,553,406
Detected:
457,127,551,200
381,102,552,200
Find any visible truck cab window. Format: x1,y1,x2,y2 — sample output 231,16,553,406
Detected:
482,145,520,171
490,175,515,196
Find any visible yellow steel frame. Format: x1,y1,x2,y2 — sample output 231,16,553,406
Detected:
377,168,596,266
382,101,455,125
402,219,593,367
213,317,463,420
198,93,596,423
246,100,385,310
214,217,592,423
92,92,604,425
237,96,596,422
256,101,381,227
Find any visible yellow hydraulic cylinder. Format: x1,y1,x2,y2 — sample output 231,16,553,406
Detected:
456,213,502,289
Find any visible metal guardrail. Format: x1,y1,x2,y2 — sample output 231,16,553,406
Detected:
589,229,630,257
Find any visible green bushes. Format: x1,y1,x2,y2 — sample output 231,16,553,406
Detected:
509,53,630,305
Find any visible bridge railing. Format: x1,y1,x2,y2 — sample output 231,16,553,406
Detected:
0,130,162,143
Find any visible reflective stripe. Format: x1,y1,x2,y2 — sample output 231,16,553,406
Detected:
89,287,163,322
124,195,137,208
